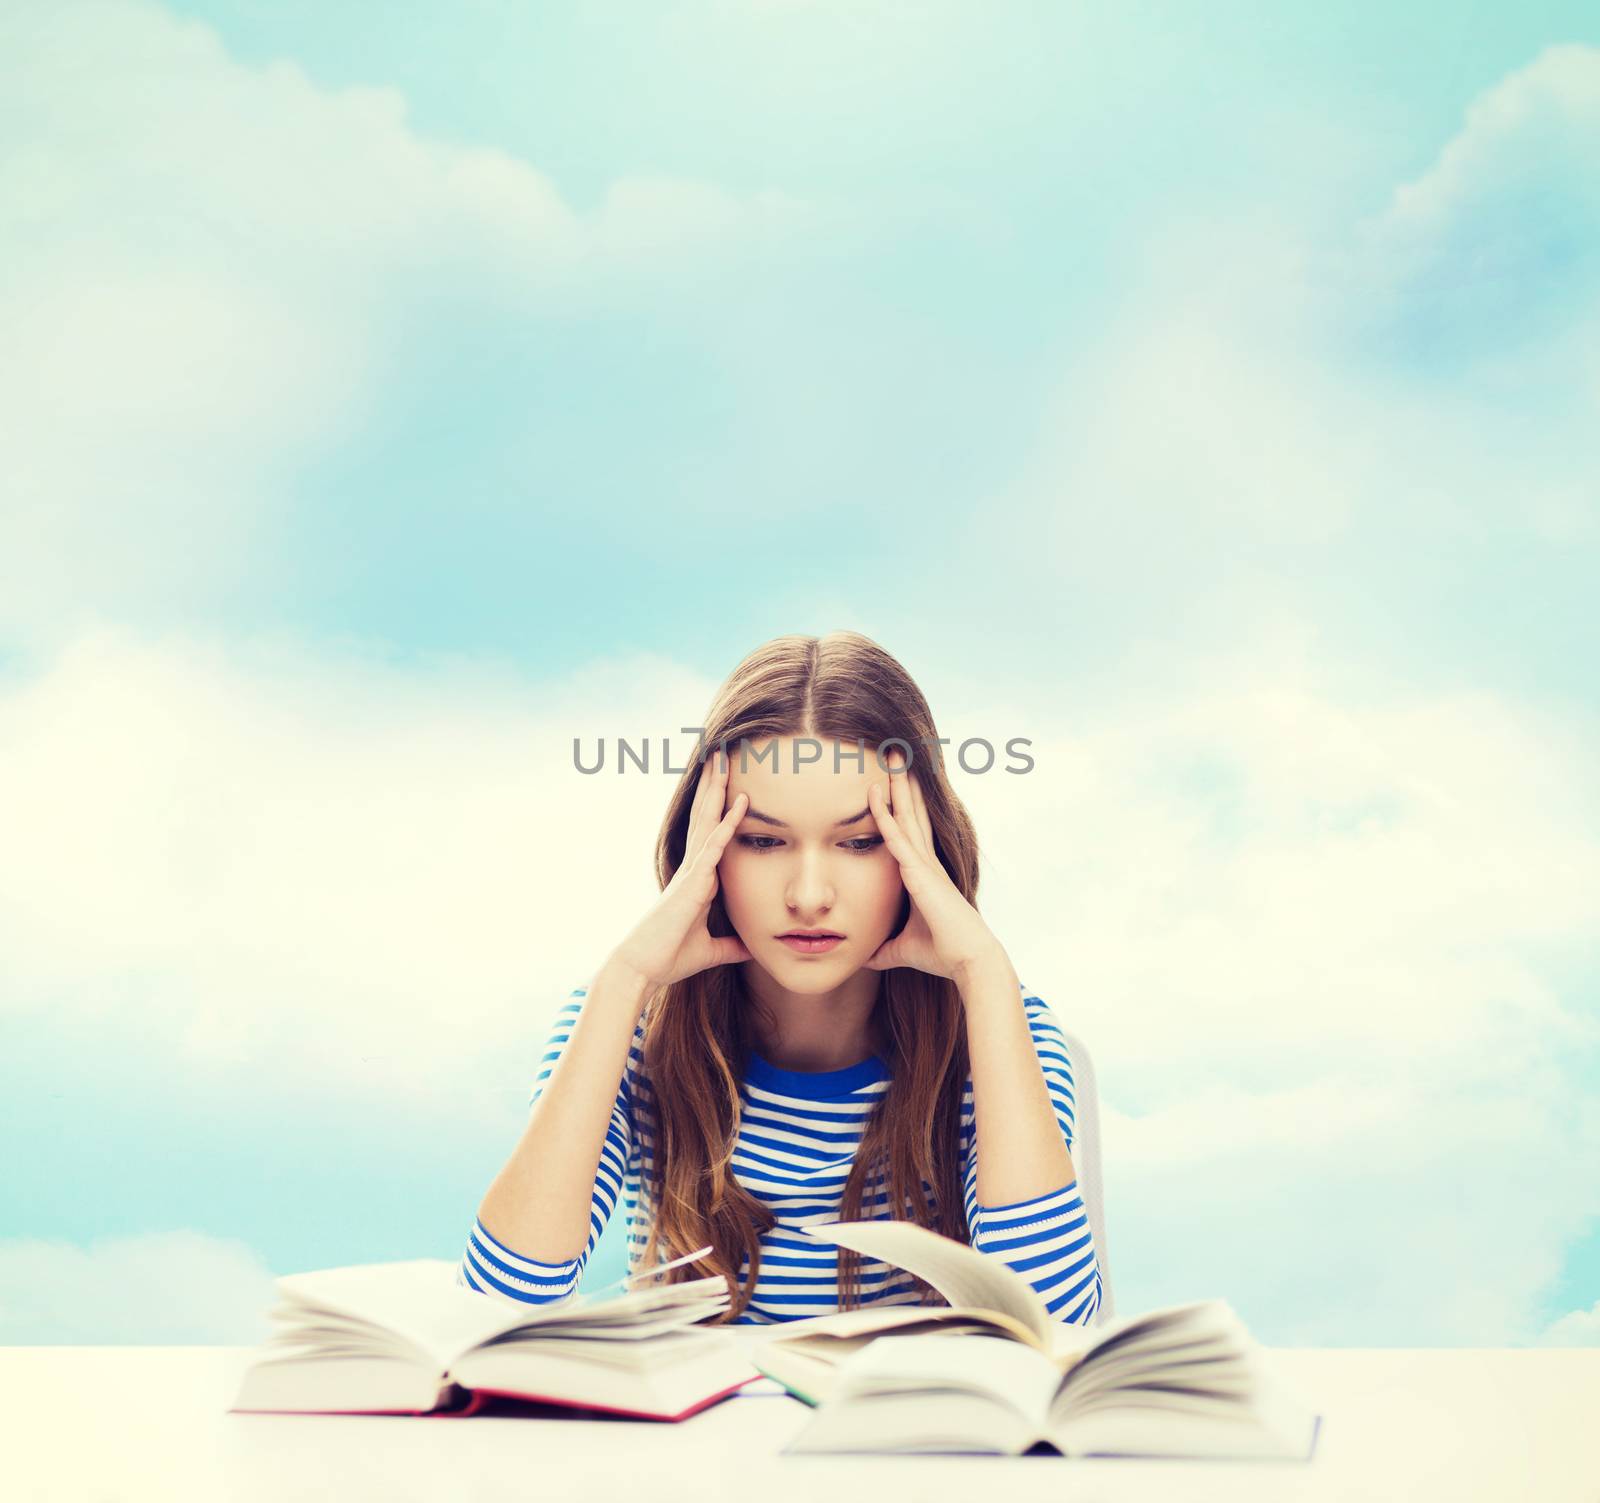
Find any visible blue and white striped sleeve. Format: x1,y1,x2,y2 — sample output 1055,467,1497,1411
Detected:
960,986,1103,1326
456,985,640,1306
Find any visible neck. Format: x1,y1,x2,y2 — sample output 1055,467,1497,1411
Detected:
737,962,886,1072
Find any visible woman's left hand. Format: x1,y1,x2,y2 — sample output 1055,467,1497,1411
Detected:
864,747,1006,981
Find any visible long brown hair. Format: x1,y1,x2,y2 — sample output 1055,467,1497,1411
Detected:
633,631,984,1321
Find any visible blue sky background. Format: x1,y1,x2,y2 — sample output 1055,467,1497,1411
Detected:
1,0,1597,1347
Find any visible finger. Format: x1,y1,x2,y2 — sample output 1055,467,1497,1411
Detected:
897,752,933,862
907,760,937,862
686,743,728,849
862,938,898,971
710,933,753,967
685,745,714,833
868,780,922,871
885,749,930,862
695,790,747,865
675,792,744,909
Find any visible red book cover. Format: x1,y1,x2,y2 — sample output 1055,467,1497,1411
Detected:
231,1373,761,1422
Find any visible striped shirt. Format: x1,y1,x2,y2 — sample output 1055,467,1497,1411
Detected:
457,979,1102,1325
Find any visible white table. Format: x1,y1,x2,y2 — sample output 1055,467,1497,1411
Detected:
3,1338,1597,1502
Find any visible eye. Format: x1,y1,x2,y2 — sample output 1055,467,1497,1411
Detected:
842,837,885,854
734,835,885,855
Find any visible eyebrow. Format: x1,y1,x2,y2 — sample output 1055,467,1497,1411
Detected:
742,806,872,830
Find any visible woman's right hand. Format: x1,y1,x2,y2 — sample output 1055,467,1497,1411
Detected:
606,748,753,991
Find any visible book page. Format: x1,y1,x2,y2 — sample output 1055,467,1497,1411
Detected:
1045,1298,1230,1367
1044,1308,1321,1461
765,1303,1042,1349
840,1333,1065,1431
525,1277,731,1330
800,1220,1050,1343
1049,1376,1321,1461
272,1259,728,1371
784,1389,1039,1456
1061,1332,1251,1402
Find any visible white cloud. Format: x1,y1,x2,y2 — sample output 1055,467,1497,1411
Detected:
948,48,1600,622
1006,222,1598,600
0,623,718,1126
906,627,1600,1343
2,16,1597,1351
1373,42,1600,269
1094,1073,1600,1345
1349,42,1600,393
0,1229,277,1343
0,0,820,649
4,619,1598,1343
960,632,1600,1094
1538,1301,1600,1346
941,53,1600,1208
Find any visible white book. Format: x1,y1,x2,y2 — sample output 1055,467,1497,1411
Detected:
230,1250,760,1422
755,1219,1322,1460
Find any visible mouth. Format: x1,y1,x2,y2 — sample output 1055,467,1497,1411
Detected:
776,930,845,955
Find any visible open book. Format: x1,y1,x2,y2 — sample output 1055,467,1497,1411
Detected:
754,1219,1321,1460
230,1247,760,1422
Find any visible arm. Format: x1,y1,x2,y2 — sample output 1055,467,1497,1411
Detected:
456,958,649,1305
958,955,1102,1326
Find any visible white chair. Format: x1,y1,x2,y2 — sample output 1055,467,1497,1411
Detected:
1057,1026,1115,1323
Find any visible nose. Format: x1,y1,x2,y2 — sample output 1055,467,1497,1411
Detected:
785,846,835,916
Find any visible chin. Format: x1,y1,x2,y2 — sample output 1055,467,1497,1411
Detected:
767,945,852,980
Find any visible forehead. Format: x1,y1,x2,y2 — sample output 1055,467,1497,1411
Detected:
724,736,878,818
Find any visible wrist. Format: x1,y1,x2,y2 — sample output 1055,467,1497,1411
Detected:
952,943,1015,997
595,953,655,1008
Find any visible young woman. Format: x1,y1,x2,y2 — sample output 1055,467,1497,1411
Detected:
458,631,1102,1326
